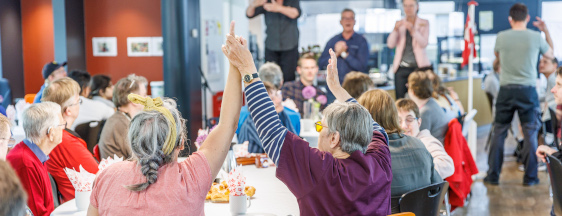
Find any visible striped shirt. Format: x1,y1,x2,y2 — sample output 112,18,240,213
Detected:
244,81,388,164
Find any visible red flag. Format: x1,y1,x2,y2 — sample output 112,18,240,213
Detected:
461,12,477,68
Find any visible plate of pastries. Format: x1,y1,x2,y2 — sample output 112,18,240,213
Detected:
206,181,256,202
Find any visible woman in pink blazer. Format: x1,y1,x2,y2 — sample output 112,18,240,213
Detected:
387,0,431,99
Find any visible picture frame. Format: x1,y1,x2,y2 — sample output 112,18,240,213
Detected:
92,37,117,57
127,37,152,57
151,37,163,56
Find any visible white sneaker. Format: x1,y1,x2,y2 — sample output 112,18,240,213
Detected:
518,163,547,172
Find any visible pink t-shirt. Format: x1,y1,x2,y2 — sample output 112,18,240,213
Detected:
90,152,212,216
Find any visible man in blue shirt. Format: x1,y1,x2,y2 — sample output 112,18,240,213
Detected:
318,8,369,83
33,61,67,103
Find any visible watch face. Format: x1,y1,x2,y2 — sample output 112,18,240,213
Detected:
244,75,251,83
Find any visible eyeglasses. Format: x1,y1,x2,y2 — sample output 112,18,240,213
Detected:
315,121,328,133
47,122,67,135
0,131,16,144
68,98,82,107
341,17,355,21
399,117,419,125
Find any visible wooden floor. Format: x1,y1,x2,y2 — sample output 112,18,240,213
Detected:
451,125,553,216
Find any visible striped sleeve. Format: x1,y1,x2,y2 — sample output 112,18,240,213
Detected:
346,98,389,144
245,81,288,164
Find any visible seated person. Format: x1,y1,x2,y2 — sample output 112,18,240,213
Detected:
237,62,300,136
0,115,11,160
90,75,115,109
395,98,454,179
34,61,67,103
408,71,453,143
88,39,243,214
68,70,115,129
342,71,375,99
281,53,327,115
225,31,392,215
99,74,147,159
417,67,464,118
0,160,28,216
538,57,558,113
7,102,65,216
359,90,441,199
238,81,297,153
42,77,100,203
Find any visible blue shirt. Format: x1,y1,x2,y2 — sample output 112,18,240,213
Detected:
318,32,370,82
23,139,49,163
33,84,46,103
236,105,300,136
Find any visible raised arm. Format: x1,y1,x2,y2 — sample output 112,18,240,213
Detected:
199,21,243,179
247,0,266,18
222,23,287,164
325,49,388,142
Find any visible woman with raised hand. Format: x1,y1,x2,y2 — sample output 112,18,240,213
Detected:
223,27,392,215
87,22,243,216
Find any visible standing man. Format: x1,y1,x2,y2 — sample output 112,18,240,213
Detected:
485,3,554,186
247,0,301,82
318,8,369,83
34,61,67,103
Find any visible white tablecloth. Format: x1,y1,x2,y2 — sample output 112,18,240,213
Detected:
51,165,299,216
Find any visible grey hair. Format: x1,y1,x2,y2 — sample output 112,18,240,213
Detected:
126,98,187,191
0,160,27,216
258,62,283,89
322,102,372,154
22,102,61,144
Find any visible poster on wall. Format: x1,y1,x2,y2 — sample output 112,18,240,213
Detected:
92,37,117,56
127,37,151,57
151,37,163,56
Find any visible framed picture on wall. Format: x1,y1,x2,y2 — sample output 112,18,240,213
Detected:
92,37,117,56
151,37,163,56
127,37,151,57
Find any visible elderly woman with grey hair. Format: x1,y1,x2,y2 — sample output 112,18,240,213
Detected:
88,22,243,216
223,24,392,215
7,102,65,216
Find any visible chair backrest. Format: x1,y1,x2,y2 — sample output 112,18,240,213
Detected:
48,173,60,208
462,109,477,138
93,144,101,161
549,108,560,150
547,155,562,215
388,213,415,216
74,121,103,154
398,181,449,216
24,94,36,104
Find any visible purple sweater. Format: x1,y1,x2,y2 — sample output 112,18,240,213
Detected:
245,81,392,215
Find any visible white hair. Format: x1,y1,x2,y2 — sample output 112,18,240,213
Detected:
322,102,372,154
22,102,61,143
258,62,283,88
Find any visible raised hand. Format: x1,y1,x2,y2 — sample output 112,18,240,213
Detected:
533,17,548,32
326,49,341,91
222,21,256,76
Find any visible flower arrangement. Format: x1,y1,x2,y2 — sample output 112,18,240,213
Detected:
195,125,217,149
302,86,327,120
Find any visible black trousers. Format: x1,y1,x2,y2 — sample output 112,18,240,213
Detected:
265,46,299,82
394,66,417,99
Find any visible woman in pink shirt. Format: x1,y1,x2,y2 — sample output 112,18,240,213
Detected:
387,0,430,99
87,23,243,216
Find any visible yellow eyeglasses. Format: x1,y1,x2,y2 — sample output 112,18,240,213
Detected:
315,121,328,132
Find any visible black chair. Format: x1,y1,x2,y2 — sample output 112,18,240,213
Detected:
49,173,61,208
394,182,449,216
549,108,560,151
547,155,562,215
75,121,104,154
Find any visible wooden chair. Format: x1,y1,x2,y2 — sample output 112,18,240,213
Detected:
24,94,36,104
388,213,415,216
546,155,562,215
74,121,104,154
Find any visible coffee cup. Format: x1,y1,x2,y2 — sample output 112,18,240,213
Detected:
229,194,251,215
75,190,92,211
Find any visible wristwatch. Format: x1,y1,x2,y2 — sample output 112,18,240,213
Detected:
243,73,259,83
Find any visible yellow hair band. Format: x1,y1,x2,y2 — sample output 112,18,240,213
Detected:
128,94,177,155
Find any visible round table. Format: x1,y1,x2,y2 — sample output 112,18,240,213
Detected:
51,165,299,216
